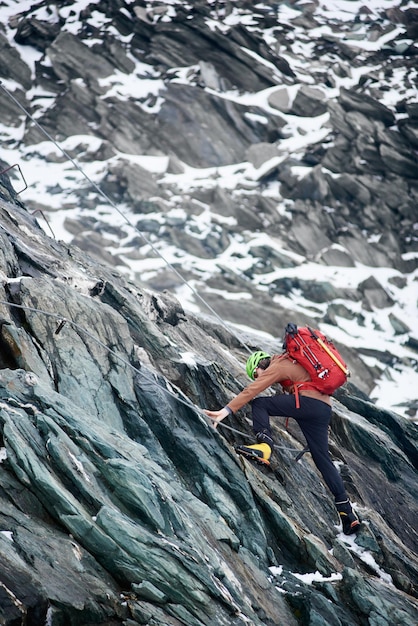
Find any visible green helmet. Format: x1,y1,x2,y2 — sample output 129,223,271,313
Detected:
246,351,271,380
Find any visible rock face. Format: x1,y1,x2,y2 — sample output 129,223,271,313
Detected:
1,176,418,625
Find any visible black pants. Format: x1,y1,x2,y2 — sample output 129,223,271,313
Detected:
252,394,347,502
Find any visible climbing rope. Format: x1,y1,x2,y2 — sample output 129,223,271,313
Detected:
0,83,307,460
0,299,306,456
0,80,253,356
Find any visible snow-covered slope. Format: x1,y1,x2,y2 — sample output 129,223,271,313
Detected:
0,0,417,417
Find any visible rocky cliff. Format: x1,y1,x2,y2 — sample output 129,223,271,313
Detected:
0,0,417,417
1,170,418,624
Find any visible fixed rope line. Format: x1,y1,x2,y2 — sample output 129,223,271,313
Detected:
0,81,252,356
0,299,303,454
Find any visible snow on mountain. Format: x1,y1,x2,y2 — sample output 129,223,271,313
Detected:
0,0,417,418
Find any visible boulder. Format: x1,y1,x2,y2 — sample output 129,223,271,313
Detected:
358,275,395,310
268,87,291,113
14,17,61,51
339,88,396,126
290,85,328,117
0,31,32,90
46,30,115,84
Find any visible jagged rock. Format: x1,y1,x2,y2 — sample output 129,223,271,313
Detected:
327,173,371,205
405,101,418,120
102,160,162,211
0,87,30,130
0,185,418,625
47,31,116,83
14,17,61,51
141,14,281,92
358,275,395,310
328,103,377,141
0,1,418,619
92,34,136,75
398,118,418,148
154,83,286,167
379,141,418,178
339,88,395,126
0,30,32,90
268,277,360,306
0,0,415,348
198,60,224,91
289,86,327,117
288,165,330,202
388,313,410,335
24,79,101,144
287,213,333,257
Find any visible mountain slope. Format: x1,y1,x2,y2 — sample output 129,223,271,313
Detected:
1,170,418,625
0,0,417,420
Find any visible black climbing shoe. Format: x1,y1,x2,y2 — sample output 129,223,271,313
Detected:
336,499,361,535
256,430,274,448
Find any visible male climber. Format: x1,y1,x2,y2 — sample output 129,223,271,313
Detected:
204,349,360,535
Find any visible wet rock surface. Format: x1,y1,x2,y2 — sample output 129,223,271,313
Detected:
0,181,417,625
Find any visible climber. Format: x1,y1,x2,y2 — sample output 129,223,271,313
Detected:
203,350,361,535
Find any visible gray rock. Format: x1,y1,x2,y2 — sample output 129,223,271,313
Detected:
268,87,291,113
144,14,282,92
0,87,28,129
388,313,410,335
328,173,371,205
246,142,279,168
358,275,395,310
156,83,285,167
47,31,116,83
318,246,356,267
102,160,162,211
406,101,418,120
14,17,61,52
1,1,418,620
339,88,395,126
198,60,223,91
380,142,418,178
289,165,330,202
0,31,32,90
398,118,418,148
290,85,328,117
0,193,418,625
24,79,101,144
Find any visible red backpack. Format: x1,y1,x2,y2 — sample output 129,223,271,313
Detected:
282,323,350,407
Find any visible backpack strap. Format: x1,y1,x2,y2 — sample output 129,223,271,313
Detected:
280,379,302,408
294,384,301,409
